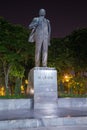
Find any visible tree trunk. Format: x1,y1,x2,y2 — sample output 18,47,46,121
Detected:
5,70,9,88
3,64,11,95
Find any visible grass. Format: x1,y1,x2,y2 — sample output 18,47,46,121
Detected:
0,93,87,99
58,93,87,98
0,95,28,99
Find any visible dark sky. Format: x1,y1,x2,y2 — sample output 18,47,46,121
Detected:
0,0,87,38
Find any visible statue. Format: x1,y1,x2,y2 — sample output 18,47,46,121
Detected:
28,9,51,67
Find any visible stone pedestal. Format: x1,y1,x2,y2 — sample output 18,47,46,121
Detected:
28,67,58,117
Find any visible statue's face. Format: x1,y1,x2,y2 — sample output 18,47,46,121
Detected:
39,9,46,16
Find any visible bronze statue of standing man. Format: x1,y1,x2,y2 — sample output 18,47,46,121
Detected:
28,9,51,67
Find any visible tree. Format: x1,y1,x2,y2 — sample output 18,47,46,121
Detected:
48,28,87,95
0,17,34,94
59,28,87,95
48,38,73,73
67,28,87,72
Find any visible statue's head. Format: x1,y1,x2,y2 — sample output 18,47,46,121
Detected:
39,9,46,16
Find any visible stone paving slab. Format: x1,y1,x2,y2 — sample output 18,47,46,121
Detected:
0,107,87,120
0,116,87,129
0,107,87,130
2,125,87,130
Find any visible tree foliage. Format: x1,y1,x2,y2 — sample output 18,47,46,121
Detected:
0,17,34,94
66,28,87,71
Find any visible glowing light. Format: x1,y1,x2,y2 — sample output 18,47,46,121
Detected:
63,74,73,82
25,80,28,84
0,87,5,96
30,88,34,94
21,85,24,91
64,74,69,82
1,87,4,91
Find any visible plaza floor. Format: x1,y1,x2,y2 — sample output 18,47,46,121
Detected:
0,107,87,130
3,126,87,130
0,107,87,120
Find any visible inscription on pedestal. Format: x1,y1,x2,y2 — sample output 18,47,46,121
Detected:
33,68,58,109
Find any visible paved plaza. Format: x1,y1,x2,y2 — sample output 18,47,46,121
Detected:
0,107,87,120
0,107,87,130
3,126,87,130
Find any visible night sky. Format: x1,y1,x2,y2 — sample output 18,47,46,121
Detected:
0,0,87,38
